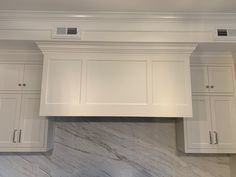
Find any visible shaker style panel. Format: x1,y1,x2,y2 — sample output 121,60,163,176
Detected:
43,59,82,105
190,66,209,93
18,94,47,148
185,96,213,151
0,64,24,91
210,96,236,150
152,60,191,107
191,65,235,95
208,66,235,93
23,65,43,91
86,60,147,104
0,94,21,148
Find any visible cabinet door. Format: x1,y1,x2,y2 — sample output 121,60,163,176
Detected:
0,64,24,91
18,94,46,148
185,96,213,150
208,66,235,93
0,94,21,148
23,65,42,91
210,96,236,150
190,66,209,93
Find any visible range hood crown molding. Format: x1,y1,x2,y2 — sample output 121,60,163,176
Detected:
36,41,197,55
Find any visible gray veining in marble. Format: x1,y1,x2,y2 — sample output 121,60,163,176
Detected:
0,118,231,177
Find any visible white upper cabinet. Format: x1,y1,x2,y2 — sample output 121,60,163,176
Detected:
37,42,196,117
191,66,209,93
208,66,235,93
191,65,235,94
177,56,236,154
0,64,42,92
0,64,24,91
23,65,42,91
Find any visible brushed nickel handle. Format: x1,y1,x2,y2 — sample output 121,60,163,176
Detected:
19,130,22,143
13,129,17,143
209,131,213,144
214,131,219,144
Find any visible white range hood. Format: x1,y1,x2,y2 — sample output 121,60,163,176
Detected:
37,42,196,117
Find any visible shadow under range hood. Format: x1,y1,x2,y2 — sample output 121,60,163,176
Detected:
36,41,196,118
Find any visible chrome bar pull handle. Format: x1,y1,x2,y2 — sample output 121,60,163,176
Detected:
209,131,213,144
214,131,219,144
19,130,22,143
13,129,17,143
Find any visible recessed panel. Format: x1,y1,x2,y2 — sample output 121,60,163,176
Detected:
152,61,187,105
86,60,147,104
46,59,82,104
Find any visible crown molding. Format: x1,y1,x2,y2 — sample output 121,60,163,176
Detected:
36,41,197,54
1,10,236,22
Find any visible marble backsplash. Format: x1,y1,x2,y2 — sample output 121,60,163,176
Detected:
0,118,231,177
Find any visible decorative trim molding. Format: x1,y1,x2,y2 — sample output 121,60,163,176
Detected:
191,52,234,64
1,10,236,22
36,41,197,54
0,49,43,63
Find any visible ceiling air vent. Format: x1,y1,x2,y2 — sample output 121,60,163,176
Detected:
217,29,228,36
215,29,236,41
52,27,80,40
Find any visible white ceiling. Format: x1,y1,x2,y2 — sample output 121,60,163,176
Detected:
1,0,236,13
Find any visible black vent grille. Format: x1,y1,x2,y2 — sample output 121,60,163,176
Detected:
217,29,228,36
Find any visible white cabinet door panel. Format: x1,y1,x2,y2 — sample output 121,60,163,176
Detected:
44,59,82,104
18,94,46,148
152,60,191,115
0,64,24,91
23,65,42,91
186,96,213,150
208,66,235,93
86,60,147,104
210,96,236,150
191,66,209,93
0,94,21,148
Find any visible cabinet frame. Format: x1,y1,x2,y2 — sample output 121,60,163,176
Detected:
177,57,236,154
0,58,53,152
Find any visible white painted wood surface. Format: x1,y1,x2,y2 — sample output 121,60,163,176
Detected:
0,64,24,91
0,60,52,152
210,96,236,151
177,54,236,153
191,65,235,94
208,66,235,93
22,65,42,91
185,96,213,151
18,94,47,149
0,94,21,148
38,42,195,117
